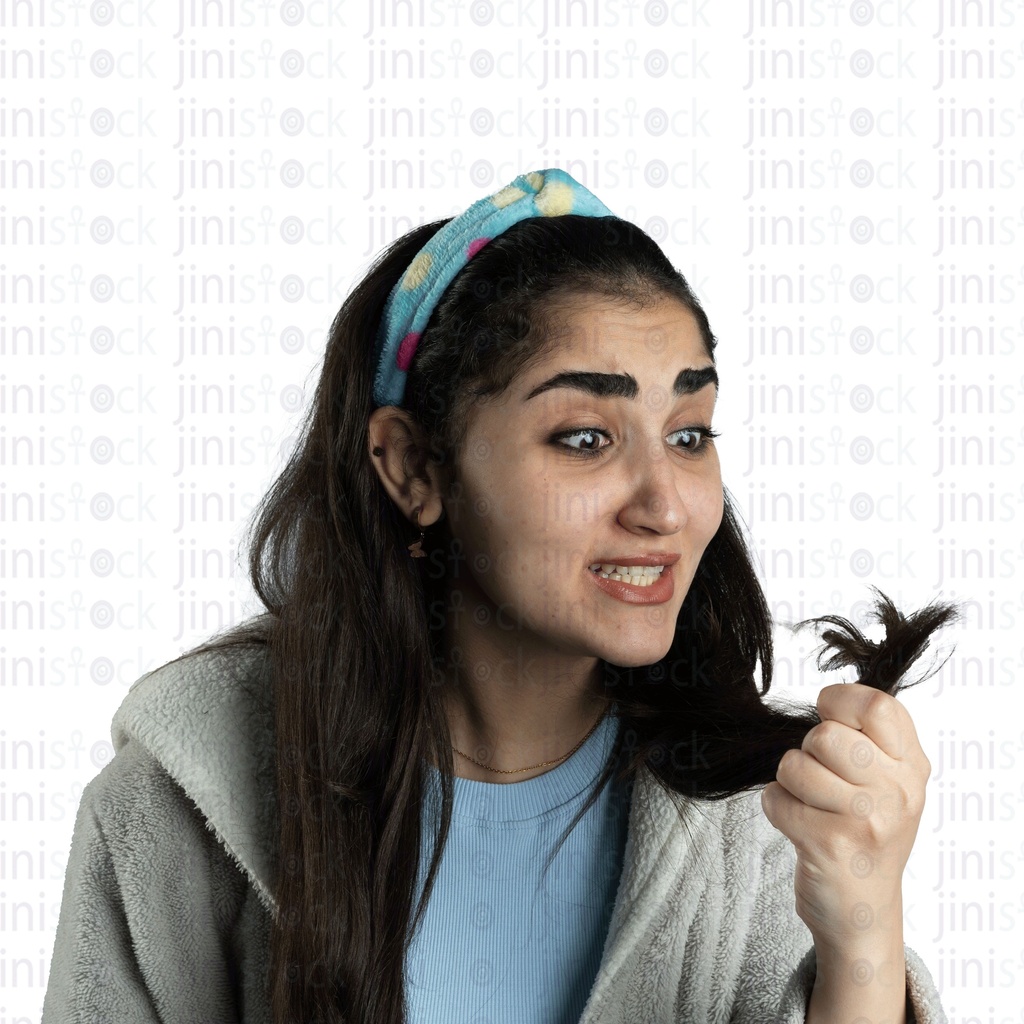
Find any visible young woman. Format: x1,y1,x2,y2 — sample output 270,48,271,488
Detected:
43,169,954,1024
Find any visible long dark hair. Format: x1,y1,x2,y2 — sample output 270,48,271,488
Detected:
176,214,958,1024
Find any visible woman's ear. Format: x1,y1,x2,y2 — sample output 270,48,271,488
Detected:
367,407,446,528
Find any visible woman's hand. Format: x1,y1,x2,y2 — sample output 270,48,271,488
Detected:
760,683,928,1024
759,682,931,951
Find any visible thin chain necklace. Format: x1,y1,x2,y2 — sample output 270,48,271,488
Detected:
451,704,611,776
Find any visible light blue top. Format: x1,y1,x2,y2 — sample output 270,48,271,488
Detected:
405,709,630,1024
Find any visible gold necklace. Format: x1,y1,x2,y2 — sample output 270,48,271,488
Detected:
451,705,611,775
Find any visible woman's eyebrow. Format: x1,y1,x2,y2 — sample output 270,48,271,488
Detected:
523,366,719,402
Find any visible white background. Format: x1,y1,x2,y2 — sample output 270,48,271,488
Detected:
3,0,1024,1018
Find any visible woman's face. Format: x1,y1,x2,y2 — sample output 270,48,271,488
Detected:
439,292,724,673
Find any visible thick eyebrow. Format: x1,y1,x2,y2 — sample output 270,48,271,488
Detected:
523,366,719,402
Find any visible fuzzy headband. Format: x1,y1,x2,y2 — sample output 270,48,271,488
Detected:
372,168,616,409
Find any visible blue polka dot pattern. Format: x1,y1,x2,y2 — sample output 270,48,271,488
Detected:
372,168,616,409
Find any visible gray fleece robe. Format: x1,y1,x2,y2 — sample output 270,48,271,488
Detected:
42,645,949,1023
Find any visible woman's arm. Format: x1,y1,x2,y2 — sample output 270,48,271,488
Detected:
757,683,946,1024
42,739,258,1024
42,794,164,1023
806,930,908,1024
728,796,947,1024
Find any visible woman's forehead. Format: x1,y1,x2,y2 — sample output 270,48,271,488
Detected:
532,295,708,363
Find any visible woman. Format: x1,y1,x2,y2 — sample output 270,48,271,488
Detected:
43,169,954,1024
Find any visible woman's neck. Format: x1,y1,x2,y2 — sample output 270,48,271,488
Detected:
441,672,611,784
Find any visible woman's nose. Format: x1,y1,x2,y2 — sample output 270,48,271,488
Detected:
615,440,690,536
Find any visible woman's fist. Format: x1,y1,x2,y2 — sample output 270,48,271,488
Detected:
760,682,931,948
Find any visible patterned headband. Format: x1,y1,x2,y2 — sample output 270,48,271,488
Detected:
372,168,616,409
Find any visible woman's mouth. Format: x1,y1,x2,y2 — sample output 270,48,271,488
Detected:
587,563,665,588
586,563,675,605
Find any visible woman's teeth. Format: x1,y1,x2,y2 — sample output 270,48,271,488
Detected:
588,564,666,587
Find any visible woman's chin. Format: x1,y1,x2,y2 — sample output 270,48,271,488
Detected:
593,635,676,671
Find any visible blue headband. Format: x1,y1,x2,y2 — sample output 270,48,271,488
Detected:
372,168,616,409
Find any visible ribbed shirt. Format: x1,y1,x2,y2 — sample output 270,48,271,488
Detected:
405,709,630,1024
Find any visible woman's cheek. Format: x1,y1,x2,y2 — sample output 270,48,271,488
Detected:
711,490,725,535
701,473,725,528
494,549,519,584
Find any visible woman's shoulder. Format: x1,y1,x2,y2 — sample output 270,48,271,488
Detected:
78,730,254,906
110,636,274,754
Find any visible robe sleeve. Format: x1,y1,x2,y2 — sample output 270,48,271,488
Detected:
41,792,164,1023
42,739,251,1024
727,795,949,1024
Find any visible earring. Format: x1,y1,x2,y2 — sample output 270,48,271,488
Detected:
408,506,426,559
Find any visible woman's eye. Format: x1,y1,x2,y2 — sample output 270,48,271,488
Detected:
666,427,720,454
557,428,608,455
671,428,706,451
